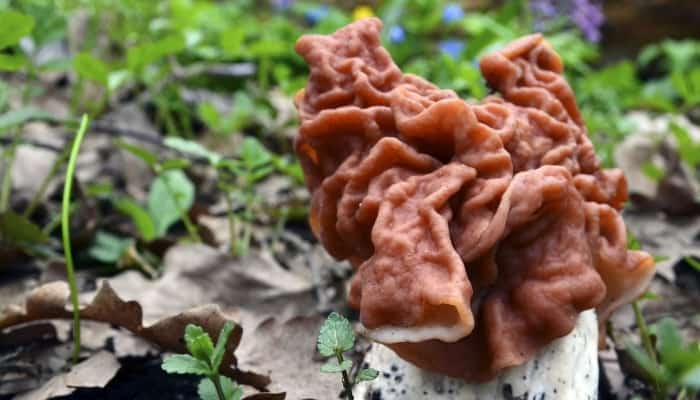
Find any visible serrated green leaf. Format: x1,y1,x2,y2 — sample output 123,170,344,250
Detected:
115,139,159,168
211,322,235,371
317,312,355,357
161,354,211,376
320,359,352,373
0,53,28,71
114,198,157,241
0,10,35,50
355,368,379,383
198,376,243,400
164,137,221,165
88,231,132,263
73,52,109,86
147,169,195,236
185,324,214,362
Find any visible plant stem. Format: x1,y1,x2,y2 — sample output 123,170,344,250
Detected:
23,147,71,218
336,353,353,400
0,128,22,213
633,301,657,364
211,375,226,400
61,114,90,364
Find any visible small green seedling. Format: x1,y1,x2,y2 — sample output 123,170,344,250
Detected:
317,312,378,400
162,322,242,400
626,317,700,400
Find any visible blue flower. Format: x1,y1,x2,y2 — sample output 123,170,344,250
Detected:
305,5,329,25
442,3,464,23
438,39,465,58
388,25,405,44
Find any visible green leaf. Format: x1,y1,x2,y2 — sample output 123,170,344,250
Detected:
320,359,352,373
114,198,157,241
88,231,132,263
115,139,159,168
0,107,54,133
198,377,243,400
641,162,664,182
670,122,700,167
147,169,195,236
625,342,668,384
161,354,211,376
239,137,272,169
0,53,28,71
107,69,131,93
355,368,379,383
685,256,700,273
197,102,221,131
0,211,48,245
317,312,355,357
164,137,222,165
220,26,246,56
160,158,191,171
185,324,214,362
73,52,109,86
211,322,235,371
127,34,185,72
654,318,685,371
0,10,35,50
681,364,700,389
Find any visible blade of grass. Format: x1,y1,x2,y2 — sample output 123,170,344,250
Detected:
61,114,90,364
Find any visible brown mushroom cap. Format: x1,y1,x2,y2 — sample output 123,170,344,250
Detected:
294,18,655,382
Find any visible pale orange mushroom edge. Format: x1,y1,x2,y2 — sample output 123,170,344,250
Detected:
293,17,655,382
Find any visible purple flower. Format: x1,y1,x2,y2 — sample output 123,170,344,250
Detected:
570,0,604,42
272,0,294,11
439,39,465,58
530,0,557,17
442,3,464,23
388,25,405,44
305,5,329,25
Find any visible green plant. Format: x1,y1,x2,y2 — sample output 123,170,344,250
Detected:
61,114,90,363
114,139,200,242
317,312,378,400
161,322,242,400
626,315,700,400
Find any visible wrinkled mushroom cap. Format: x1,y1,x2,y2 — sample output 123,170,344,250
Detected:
294,18,655,382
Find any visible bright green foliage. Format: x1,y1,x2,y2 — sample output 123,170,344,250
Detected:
0,10,35,49
317,312,378,399
74,52,110,86
198,377,242,400
88,231,133,264
161,322,241,400
317,312,355,357
627,318,700,399
148,169,195,236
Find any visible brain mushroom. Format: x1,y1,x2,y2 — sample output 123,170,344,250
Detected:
294,18,655,382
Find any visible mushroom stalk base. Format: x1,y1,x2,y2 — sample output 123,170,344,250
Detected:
355,310,599,400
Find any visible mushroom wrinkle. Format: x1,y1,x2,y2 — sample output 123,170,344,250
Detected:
294,18,655,382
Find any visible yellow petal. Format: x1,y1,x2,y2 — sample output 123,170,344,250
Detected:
352,5,374,20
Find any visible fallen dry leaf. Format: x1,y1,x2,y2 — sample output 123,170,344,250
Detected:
236,315,341,399
0,281,242,378
13,350,119,400
64,350,120,388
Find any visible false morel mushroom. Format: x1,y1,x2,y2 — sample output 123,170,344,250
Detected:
294,18,655,382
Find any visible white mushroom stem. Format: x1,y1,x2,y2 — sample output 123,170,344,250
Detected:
355,310,599,400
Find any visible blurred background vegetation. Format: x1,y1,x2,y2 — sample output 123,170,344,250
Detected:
1,1,700,397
